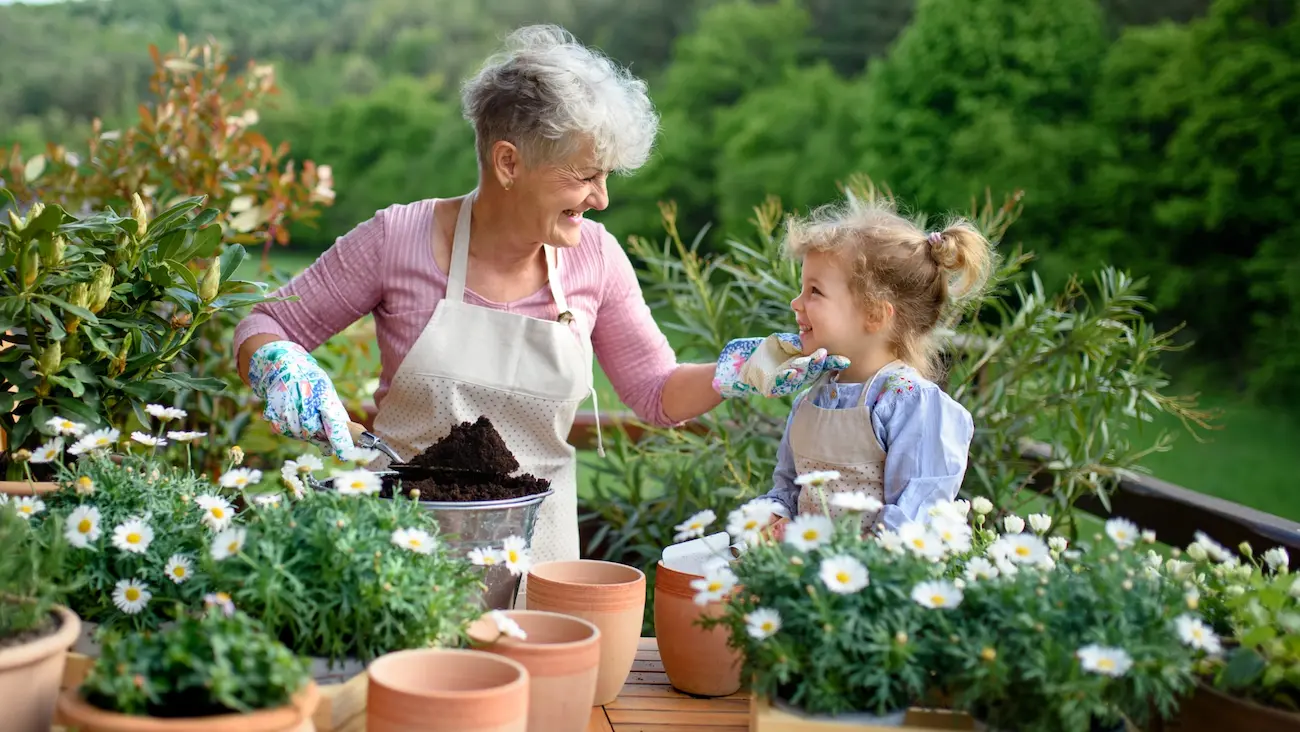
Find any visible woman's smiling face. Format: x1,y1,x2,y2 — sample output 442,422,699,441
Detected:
508,140,610,248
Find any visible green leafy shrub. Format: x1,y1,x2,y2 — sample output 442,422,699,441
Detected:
80,599,310,717
0,494,70,639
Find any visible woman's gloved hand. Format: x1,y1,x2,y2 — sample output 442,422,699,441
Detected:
713,333,851,398
248,340,355,456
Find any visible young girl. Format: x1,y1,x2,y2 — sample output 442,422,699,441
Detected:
760,199,993,535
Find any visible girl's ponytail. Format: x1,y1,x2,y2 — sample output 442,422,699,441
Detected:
927,221,993,305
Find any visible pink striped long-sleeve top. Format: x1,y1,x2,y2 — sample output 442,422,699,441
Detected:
233,199,681,426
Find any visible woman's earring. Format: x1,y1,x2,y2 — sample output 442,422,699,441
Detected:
503,180,513,191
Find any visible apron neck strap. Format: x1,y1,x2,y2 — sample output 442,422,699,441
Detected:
858,359,906,407
446,189,476,303
545,246,569,314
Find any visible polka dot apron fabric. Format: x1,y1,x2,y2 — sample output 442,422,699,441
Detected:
369,189,596,606
791,362,900,533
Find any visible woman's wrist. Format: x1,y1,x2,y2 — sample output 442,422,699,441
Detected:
662,363,723,423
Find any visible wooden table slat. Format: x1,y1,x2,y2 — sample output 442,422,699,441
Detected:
587,706,616,732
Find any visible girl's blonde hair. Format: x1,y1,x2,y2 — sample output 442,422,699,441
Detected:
784,199,994,380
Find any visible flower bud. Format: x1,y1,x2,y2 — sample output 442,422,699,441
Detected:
972,497,993,515
29,202,44,220
39,340,62,376
20,248,40,289
199,259,221,302
12,448,31,463
131,193,149,237
8,209,25,231
69,282,90,309
39,235,65,268
89,264,115,313
1187,543,1208,562
1239,542,1254,559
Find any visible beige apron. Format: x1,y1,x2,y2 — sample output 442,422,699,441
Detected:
790,362,899,533
369,191,597,600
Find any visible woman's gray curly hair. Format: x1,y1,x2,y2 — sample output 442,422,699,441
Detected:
461,25,659,174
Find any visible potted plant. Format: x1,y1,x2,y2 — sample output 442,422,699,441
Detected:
1166,533,1300,731
937,509,1206,732
701,487,954,725
57,594,318,731
0,497,81,731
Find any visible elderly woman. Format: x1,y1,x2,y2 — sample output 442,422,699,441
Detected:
235,25,839,569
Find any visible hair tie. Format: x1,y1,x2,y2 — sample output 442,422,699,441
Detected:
927,231,943,245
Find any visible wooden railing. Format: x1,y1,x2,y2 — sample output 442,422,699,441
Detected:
354,405,1300,557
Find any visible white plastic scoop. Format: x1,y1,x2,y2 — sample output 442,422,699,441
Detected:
662,532,735,576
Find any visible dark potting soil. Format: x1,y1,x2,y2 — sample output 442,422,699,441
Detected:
0,610,57,651
409,416,520,475
380,472,550,502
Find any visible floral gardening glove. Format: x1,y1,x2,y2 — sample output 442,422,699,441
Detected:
712,333,851,399
248,340,355,457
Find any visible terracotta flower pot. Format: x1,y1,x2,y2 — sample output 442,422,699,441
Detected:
0,604,80,731
1169,680,1300,732
56,683,320,732
366,648,529,732
0,479,58,496
653,561,742,697
469,610,601,732
525,559,645,706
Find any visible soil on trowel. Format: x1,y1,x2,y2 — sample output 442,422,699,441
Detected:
409,416,520,475
380,472,551,503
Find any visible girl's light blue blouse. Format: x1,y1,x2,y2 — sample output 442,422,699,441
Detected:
763,364,974,531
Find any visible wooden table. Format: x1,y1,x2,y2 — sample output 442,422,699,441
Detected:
588,638,749,732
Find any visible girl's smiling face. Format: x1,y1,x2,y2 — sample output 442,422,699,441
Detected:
791,250,867,357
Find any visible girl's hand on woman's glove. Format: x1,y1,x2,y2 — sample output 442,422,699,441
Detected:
248,340,355,457
713,333,851,398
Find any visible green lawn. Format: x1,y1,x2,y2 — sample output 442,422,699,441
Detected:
246,250,1300,522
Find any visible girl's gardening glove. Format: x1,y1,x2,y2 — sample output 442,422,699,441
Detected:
248,340,355,457
713,333,851,398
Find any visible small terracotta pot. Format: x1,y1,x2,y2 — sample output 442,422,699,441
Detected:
56,682,319,731
366,648,529,732
653,561,742,697
0,479,58,496
1168,680,1300,732
526,559,645,706
0,604,80,731
469,610,601,732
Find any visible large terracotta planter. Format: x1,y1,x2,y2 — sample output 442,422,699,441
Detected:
0,604,80,731
1169,680,1300,732
653,561,742,697
469,610,601,732
56,682,319,731
525,559,645,706
366,648,529,732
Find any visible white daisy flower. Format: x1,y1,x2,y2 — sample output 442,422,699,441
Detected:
392,528,435,555
875,528,905,554
112,578,151,614
210,527,247,561
164,555,194,584
45,415,86,437
69,428,119,456
145,404,187,421
930,516,972,553
338,446,383,464
1192,532,1232,563
1048,536,1069,554
674,509,716,542
928,499,969,521
989,534,1050,566
487,610,527,640
912,580,963,609
819,555,870,594
130,432,166,447
501,536,531,576
12,496,45,520
252,493,282,508
291,454,324,473
1175,614,1222,654
1106,518,1139,549
74,476,96,495
691,564,738,605
29,438,63,463
166,430,208,442
281,475,306,499
1141,529,1158,544
964,556,999,582
971,497,994,515
333,469,380,497
831,492,884,513
784,514,834,552
1264,547,1289,572
1165,558,1194,580
64,505,101,548
112,518,154,554
195,494,235,531
1002,515,1026,534
745,608,782,640
1077,645,1133,677
726,499,780,545
898,521,945,561
219,468,263,490
468,547,503,566
795,470,841,487
1027,514,1052,534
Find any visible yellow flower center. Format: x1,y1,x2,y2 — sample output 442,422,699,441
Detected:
506,550,519,562
912,538,925,549
78,519,93,533
802,530,818,541
350,481,364,490
227,541,240,552
234,478,248,486
1097,658,1115,671
836,571,850,584
19,506,32,514
1015,546,1031,557
1115,531,1128,540
1191,628,1203,640
408,538,421,548
483,556,496,565
216,592,231,603
210,507,225,519
744,519,758,530
125,588,140,602
127,532,141,544
930,594,945,606
707,581,723,592
59,421,72,429
77,477,92,489
762,622,774,631
173,566,186,577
